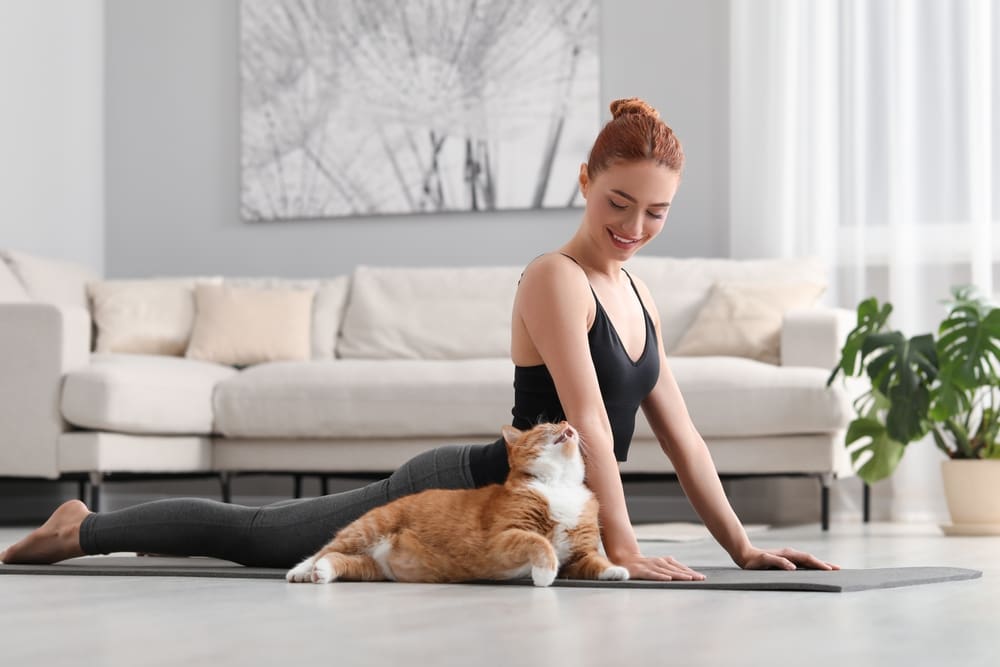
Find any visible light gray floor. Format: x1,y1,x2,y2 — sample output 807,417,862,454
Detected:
1,521,996,667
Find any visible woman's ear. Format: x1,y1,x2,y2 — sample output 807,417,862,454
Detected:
578,163,590,199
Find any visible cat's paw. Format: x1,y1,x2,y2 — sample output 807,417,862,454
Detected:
311,556,337,584
598,565,630,581
531,566,557,587
286,556,316,583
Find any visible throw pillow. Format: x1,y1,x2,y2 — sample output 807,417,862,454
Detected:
88,278,221,355
225,276,350,360
0,249,98,309
185,284,315,366
670,282,826,365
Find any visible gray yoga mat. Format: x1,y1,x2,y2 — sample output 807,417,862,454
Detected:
0,556,981,592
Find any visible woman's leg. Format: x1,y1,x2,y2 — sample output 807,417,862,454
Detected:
1,440,507,568
82,444,482,567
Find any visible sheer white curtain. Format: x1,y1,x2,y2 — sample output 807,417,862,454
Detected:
730,0,998,521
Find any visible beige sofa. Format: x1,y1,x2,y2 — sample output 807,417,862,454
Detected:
0,249,859,529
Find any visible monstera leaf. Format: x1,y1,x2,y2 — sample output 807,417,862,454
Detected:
934,296,1000,421
827,297,893,386
859,332,936,444
845,417,907,484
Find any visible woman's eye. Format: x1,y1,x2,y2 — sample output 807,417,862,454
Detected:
608,199,627,210
647,211,665,220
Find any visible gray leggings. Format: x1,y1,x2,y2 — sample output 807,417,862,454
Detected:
78,443,494,568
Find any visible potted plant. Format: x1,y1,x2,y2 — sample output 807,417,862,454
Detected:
827,286,1000,534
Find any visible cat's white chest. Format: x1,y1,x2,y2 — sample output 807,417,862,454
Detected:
530,481,592,562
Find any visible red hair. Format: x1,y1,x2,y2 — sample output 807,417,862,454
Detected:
586,98,685,178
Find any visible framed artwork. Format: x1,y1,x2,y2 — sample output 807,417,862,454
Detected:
240,0,600,220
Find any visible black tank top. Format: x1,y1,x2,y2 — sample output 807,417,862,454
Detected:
470,254,661,485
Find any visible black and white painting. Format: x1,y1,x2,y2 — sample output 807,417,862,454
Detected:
240,0,600,220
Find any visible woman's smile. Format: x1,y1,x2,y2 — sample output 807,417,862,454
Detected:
608,228,644,249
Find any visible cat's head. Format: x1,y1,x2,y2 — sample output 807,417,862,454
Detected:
501,421,585,483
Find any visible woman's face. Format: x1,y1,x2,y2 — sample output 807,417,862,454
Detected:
578,160,680,260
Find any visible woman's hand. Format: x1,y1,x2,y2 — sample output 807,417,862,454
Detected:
615,553,707,581
736,546,840,571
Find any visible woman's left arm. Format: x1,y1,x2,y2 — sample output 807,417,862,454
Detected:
633,279,839,571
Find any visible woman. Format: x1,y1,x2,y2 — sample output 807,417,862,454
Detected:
1,98,838,579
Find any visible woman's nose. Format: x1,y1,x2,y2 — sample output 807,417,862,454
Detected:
624,211,644,234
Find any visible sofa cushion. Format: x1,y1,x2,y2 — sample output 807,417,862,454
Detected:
213,358,516,438
634,356,852,440
337,265,522,359
186,284,316,366
212,355,848,441
61,354,238,435
624,256,827,353
0,249,98,309
88,278,222,355
0,259,29,302
671,281,826,364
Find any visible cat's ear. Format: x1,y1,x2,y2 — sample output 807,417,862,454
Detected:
501,425,522,446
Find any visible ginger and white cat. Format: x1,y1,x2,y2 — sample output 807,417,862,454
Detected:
286,421,629,586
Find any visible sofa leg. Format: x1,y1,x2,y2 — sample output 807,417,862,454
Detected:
219,472,231,504
88,472,102,512
77,479,87,503
320,476,329,497
819,474,833,532
293,474,303,499
863,482,871,523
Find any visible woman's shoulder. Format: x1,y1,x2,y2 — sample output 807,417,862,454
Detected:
520,252,587,285
515,252,593,313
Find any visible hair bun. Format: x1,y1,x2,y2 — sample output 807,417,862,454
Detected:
609,98,660,121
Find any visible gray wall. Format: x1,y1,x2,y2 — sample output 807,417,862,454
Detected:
0,0,104,274
104,0,730,279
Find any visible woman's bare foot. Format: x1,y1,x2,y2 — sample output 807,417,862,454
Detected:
0,500,91,564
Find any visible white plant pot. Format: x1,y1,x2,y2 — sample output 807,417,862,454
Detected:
940,459,1000,535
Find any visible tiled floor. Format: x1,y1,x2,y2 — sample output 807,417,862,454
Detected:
0,521,996,667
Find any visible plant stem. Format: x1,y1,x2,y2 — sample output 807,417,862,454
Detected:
946,417,975,458
930,426,954,458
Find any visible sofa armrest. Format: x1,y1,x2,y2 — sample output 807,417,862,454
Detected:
0,303,92,478
780,307,855,370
